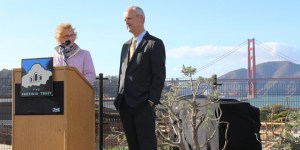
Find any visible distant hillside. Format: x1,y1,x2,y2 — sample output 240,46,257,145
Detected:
218,61,300,96
0,69,12,97
0,69,12,78
219,61,300,79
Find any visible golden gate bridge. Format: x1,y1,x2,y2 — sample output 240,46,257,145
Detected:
195,38,299,98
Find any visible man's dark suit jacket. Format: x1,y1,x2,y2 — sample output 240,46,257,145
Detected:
114,32,166,109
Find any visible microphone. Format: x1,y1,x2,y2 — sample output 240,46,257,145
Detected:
60,40,71,48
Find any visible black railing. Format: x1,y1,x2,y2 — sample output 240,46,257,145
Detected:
1,77,300,149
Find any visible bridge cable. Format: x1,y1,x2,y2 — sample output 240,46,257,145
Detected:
197,40,248,72
255,40,299,63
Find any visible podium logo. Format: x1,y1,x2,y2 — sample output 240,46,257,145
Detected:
22,63,52,88
52,107,61,113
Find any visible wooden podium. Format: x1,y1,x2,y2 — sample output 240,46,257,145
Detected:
12,66,95,150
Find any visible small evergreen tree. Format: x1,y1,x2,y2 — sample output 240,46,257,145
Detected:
156,65,229,150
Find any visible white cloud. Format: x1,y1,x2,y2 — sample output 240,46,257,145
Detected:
167,45,236,59
167,42,299,63
255,42,299,63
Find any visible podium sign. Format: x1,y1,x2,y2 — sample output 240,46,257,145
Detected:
14,82,64,115
21,57,53,97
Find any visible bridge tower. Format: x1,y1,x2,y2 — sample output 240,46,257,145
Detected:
247,38,256,97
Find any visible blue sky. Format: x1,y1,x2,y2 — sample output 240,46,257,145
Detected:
1,1,300,78
22,57,52,73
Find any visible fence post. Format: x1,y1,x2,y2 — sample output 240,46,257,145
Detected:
99,73,104,150
212,74,222,100
97,73,108,150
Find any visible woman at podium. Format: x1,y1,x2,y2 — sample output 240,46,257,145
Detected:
51,22,96,85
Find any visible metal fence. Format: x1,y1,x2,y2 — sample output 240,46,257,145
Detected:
0,77,12,150
1,77,300,149
216,78,300,108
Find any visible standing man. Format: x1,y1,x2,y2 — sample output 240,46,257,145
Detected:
114,6,166,150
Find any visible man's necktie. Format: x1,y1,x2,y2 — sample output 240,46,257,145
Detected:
129,38,136,60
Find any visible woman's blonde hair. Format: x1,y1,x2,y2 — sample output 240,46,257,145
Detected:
54,22,77,42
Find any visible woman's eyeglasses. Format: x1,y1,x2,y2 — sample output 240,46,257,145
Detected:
61,33,75,39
